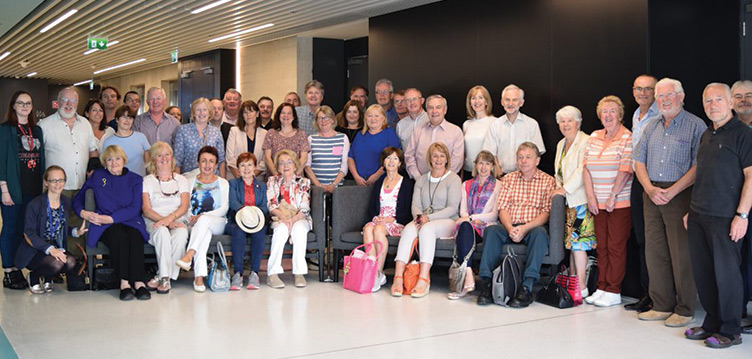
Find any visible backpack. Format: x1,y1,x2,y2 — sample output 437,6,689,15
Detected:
492,247,523,306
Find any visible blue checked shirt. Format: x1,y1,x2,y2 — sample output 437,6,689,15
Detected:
295,105,316,136
173,122,226,173
633,109,706,182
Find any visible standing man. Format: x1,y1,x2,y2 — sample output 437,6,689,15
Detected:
732,79,752,334
375,79,399,129
295,80,324,136
350,85,368,108
684,83,751,348
220,89,240,143
395,88,429,150
99,86,120,125
626,74,660,313
483,84,545,176
38,88,98,256
124,91,141,114
257,96,275,130
393,90,409,121
634,78,705,327
285,92,301,107
404,95,464,179
209,98,224,128
133,87,180,146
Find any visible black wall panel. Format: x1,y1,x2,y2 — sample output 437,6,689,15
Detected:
313,38,346,111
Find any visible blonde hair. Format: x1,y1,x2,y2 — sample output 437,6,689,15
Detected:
465,85,493,118
313,105,336,131
426,142,451,170
190,97,214,123
145,142,174,175
596,95,625,121
362,104,388,134
274,149,302,174
100,145,129,166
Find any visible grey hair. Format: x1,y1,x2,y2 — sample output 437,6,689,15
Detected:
57,87,78,101
703,82,732,99
655,78,684,98
224,88,242,100
375,78,394,92
731,80,752,94
146,87,166,99
502,84,525,100
304,80,325,97
425,94,447,110
555,105,582,124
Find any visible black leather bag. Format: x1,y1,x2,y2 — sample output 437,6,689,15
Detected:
94,266,118,290
536,273,574,309
66,244,88,291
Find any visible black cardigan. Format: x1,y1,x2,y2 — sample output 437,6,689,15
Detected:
367,174,415,226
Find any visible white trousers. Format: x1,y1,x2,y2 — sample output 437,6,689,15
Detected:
268,219,310,275
394,218,455,265
187,215,227,277
145,218,188,280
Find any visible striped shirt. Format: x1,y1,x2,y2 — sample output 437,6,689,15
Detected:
497,169,555,225
583,126,633,209
307,133,349,185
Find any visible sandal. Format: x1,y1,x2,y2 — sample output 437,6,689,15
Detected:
411,277,431,298
684,327,712,340
447,283,475,300
146,276,160,291
391,276,404,297
704,333,742,349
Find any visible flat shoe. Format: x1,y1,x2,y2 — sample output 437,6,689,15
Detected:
447,291,469,300
684,327,712,340
176,259,192,271
146,277,160,291
119,288,135,301
193,280,206,293
638,310,672,321
135,286,151,300
704,333,742,349
294,274,306,288
665,313,693,327
156,278,171,294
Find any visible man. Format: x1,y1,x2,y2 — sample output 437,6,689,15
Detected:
133,87,180,146
483,84,545,175
404,95,464,179
684,83,752,348
124,91,141,114
732,79,752,334
634,77,705,327
393,90,409,120
350,85,368,108
209,98,224,128
375,79,399,129
99,86,120,125
257,96,275,130
395,88,429,150
222,88,242,126
285,92,301,107
295,80,324,136
626,74,660,313
477,142,556,307
38,88,98,257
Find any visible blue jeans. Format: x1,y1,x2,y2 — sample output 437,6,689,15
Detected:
478,224,549,291
227,223,266,274
0,194,35,268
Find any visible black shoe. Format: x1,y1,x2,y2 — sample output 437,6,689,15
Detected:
624,296,652,312
508,286,533,308
7,270,28,290
477,281,493,306
2,272,11,288
119,288,135,301
742,324,752,335
135,286,151,300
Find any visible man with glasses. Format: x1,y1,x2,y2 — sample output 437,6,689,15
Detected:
111,91,142,131
633,77,706,327
393,90,409,121
375,79,399,129
483,84,545,176
732,80,752,334
38,87,98,257
395,88,429,149
133,87,180,146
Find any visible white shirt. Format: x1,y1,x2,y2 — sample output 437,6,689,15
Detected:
482,112,545,173
462,116,496,171
142,173,191,217
38,112,98,190
395,111,428,150
222,112,238,126
94,127,116,153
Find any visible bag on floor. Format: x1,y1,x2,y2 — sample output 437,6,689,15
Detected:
537,271,574,309
492,247,522,306
403,238,420,294
208,242,231,292
448,229,476,294
343,242,383,294
585,255,598,295
556,271,582,306
66,243,88,291
94,266,118,290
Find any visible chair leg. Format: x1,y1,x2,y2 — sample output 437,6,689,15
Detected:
87,250,95,290
318,249,325,282
333,250,340,283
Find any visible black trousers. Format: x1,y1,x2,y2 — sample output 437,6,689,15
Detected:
26,251,76,285
630,179,649,296
100,224,146,283
687,210,744,337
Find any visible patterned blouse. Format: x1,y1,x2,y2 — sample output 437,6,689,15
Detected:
266,175,312,227
583,125,633,209
262,129,311,160
45,204,66,248
174,123,226,173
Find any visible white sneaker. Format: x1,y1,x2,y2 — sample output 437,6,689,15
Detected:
580,287,589,299
594,292,622,307
372,272,387,292
584,289,605,304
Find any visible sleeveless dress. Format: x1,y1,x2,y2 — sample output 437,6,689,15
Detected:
367,177,404,236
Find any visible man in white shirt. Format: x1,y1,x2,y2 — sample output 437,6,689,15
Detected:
482,84,545,175
395,88,429,150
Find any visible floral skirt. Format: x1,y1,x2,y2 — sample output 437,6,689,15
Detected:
565,204,596,251
367,216,404,237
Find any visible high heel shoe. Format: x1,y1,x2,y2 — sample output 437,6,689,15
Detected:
390,276,404,297
411,277,431,298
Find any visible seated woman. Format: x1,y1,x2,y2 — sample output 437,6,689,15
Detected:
176,146,229,292
174,98,227,177
391,142,462,298
141,142,190,294
101,105,151,176
304,105,349,193
16,166,86,294
227,152,268,290
266,150,311,289
74,145,150,301
362,147,414,292
348,104,401,186
447,150,501,300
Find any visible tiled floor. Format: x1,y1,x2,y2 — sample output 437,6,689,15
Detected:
0,272,749,358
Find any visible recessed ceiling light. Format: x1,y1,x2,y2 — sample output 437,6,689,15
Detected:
40,9,78,33
83,40,120,55
208,23,274,43
93,58,146,74
191,0,231,14
26,72,37,77
73,79,93,86
0,51,9,61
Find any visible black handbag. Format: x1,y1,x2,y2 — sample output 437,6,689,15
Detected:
66,243,88,291
94,265,118,290
536,272,574,309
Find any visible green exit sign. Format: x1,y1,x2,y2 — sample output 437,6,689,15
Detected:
87,38,108,50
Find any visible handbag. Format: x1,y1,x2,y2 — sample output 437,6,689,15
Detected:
403,238,420,294
448,228,476,294
94,266,118,290
343,242,383,294
536,271,574,309
66,243,88,291
556,271,582,306
208,242,231,292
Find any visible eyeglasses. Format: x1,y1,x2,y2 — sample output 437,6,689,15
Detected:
47,179,66,184
59,97,78,104
656,92,681,100
405,97,422,103
375,90,391,95
15,101,32,107
633,87,654,93
393,99,405,104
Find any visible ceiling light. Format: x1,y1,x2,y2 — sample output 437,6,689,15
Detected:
93,58,146,74
209,23,274,43
191,0,231,14
83,40,120,55
73,79,93,86
0,52,9,61
26,72,37,77
40,9,78,33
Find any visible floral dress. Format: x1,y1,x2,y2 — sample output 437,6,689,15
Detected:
367,177,404,236
557,147,596,251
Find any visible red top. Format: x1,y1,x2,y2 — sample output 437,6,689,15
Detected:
243,180,256,206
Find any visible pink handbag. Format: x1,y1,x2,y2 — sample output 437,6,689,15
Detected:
343,242,383,294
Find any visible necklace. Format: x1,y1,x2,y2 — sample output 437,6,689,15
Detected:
426,170,447,214
17,124,37,170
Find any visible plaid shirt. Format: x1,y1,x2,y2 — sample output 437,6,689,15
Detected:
498,169,556,224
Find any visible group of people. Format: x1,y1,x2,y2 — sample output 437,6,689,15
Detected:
1,75,751,349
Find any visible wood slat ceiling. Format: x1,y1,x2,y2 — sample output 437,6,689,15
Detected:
0,0,439,83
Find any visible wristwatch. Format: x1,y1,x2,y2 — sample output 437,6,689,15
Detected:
736,212,748,219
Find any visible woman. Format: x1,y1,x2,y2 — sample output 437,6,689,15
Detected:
102,105,150,176
74,145,150,301
462,86,496,179
391,142,462,298
84,99,115,153
552,105,593,299
266,150,311,289
174,98,227,177
166,106,182,122
227,152,268,290
0,90,44,290
362,147,414,292
263,103,309,177
583,96,633,307
305,106,349,192
141,142,190,294
348,104,401,186
335,100,363,144
447,150,501,300
226,100,267,180
16,166,86,293
176,146,229,292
